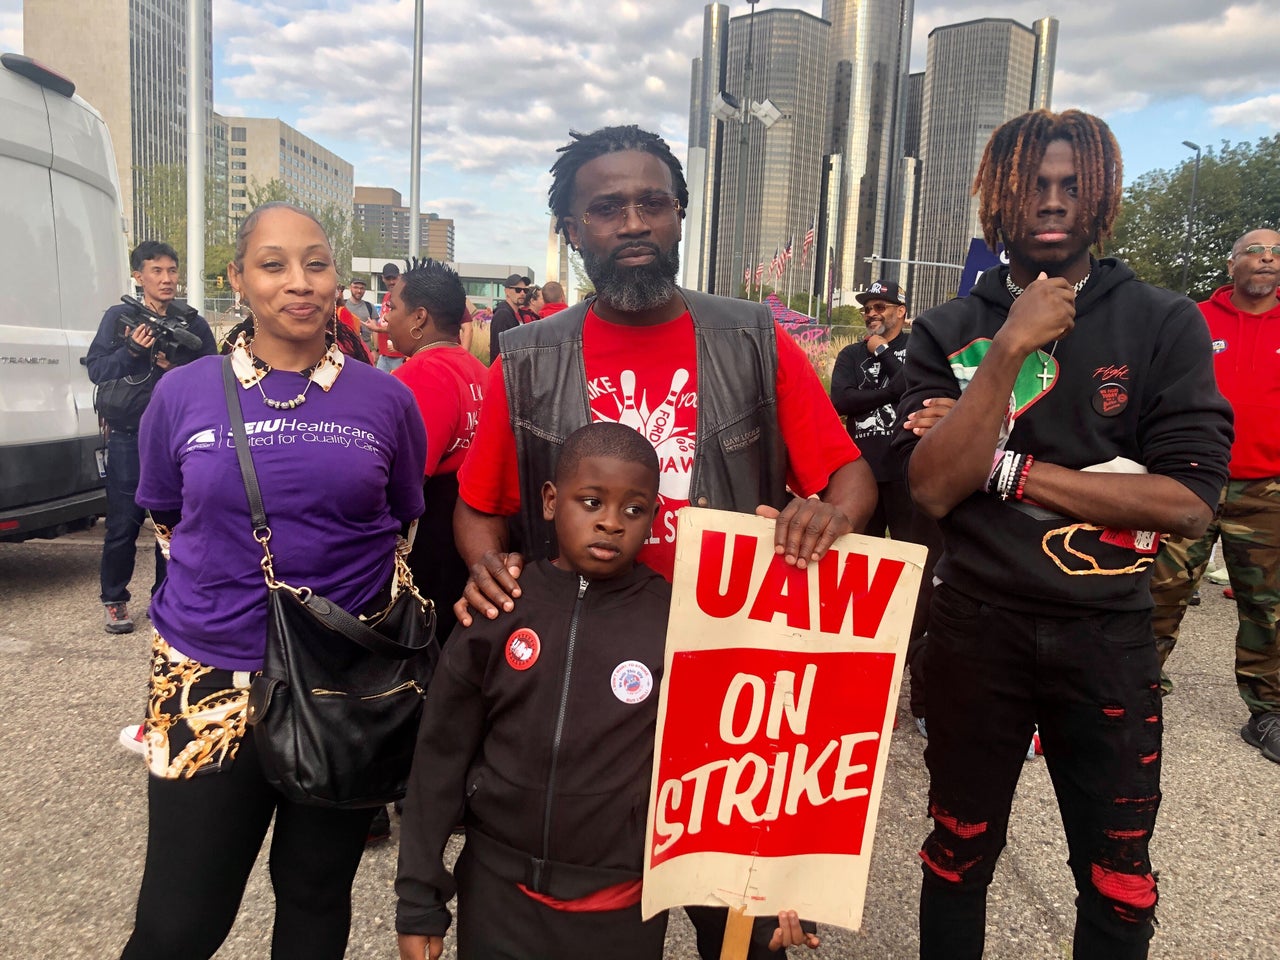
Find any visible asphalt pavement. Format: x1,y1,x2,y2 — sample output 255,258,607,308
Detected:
1,526,1276,958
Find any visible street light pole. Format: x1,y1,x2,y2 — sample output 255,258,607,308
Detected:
408,0,424,260
728,1,757,298
1179,140,1202,294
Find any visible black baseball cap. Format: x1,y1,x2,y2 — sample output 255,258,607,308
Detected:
856,279,907,309
504,273,531,288
381,262,401,279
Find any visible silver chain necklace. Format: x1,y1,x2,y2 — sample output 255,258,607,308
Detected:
1003,273,1086,390
1006,272,1090,299
248,345,322,410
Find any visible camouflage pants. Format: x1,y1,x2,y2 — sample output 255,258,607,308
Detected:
1149,477,1280,713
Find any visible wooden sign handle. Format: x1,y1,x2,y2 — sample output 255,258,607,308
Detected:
719,905,754,960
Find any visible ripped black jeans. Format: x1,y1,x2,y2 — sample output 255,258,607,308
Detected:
919,584,1161,960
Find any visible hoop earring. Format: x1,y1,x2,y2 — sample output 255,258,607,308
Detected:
410,326,424,340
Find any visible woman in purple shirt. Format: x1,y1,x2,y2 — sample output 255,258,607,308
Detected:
119,202,426,960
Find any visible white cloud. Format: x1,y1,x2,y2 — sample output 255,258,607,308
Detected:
4,0,1277,270
0,7,21,52
1211,93,1280,128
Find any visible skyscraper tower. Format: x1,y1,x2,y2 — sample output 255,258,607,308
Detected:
24,0,215,244
683,3,731,293
1032,17,1060,110
711,8,831,300
913,18,1043,313
822,0,914,299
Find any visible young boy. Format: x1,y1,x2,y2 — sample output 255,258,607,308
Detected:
395,422,820,960
395,422,673,960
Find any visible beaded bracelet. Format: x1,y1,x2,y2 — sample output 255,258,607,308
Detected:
1014,455,1035,501
986,450,1029,501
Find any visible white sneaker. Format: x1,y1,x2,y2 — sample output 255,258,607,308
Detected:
118,723,145,756
1205,567,1230,585
915,716,928,739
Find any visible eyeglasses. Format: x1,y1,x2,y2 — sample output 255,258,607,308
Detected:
579,195,682,234
1239,244,1280,257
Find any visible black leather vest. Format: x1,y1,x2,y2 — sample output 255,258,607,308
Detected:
500,287,788,560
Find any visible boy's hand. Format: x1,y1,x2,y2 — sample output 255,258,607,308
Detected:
453,550,524,627
769,910,820,950
397,933,443,960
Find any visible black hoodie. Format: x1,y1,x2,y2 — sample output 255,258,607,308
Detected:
892,258,1233,615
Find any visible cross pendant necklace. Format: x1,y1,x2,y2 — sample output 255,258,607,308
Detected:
1005,271,1086,392
1038,341,1058,390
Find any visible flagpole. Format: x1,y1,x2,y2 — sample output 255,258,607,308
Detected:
804,215,816,318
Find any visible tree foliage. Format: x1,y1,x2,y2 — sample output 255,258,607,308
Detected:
135,164,241,283
1111,135,1280,300
135,170,360,288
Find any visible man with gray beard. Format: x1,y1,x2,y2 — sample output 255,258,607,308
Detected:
448,124,877,957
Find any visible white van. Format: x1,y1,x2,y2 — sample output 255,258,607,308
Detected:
0,53,129,541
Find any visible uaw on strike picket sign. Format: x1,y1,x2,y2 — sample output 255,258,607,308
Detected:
642,508,926,931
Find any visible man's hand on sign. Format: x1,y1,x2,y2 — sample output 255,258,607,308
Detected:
756,497,853,570
901,396,956,437
769,910,821,951
396,933,442,960
453,550,525,628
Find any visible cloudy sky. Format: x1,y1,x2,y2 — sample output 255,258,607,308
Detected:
3,1,1276,274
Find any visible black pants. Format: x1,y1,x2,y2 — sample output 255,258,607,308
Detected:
866,480,942,717
120,727,375,960
101,428,165,604
453,846,669,960
918,585,1161,960
408,472,468,645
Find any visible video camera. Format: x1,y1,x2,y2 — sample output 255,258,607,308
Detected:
119,295,205,361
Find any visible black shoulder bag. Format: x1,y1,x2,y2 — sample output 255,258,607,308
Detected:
221,357,438,808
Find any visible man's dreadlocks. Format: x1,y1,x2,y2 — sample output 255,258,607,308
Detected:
973,109,1123,254
547,125,688,244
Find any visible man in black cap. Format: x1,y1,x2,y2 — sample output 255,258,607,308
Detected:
488,273,531,364
830,279,940,736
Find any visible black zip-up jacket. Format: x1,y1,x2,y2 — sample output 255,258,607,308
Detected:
395,559,672,937
86,302,217,429
892,257,1233,615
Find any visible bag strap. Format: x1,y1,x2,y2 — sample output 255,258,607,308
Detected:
221,356,269,537
221,356,430,660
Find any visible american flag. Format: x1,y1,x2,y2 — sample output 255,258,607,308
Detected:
755,261,765,285
771,247,783,280
743,265,752,288
783,237,794,264
801,219,815,267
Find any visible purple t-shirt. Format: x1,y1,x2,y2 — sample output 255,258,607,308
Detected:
137,355,427,670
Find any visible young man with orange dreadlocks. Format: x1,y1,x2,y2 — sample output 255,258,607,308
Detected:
893,110,1233,959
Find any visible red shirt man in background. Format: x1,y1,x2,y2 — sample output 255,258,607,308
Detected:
1150,227,1280,763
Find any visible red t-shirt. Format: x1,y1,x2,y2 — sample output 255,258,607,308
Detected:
458,309,859,579
378,292,403,359
393,345,487,476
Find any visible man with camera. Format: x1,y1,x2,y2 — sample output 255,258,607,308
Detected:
86,240,216,635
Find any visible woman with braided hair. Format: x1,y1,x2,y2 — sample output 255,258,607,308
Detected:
894,109,1232,959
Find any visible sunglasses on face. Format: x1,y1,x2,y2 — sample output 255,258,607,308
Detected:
1239,244,1280,257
